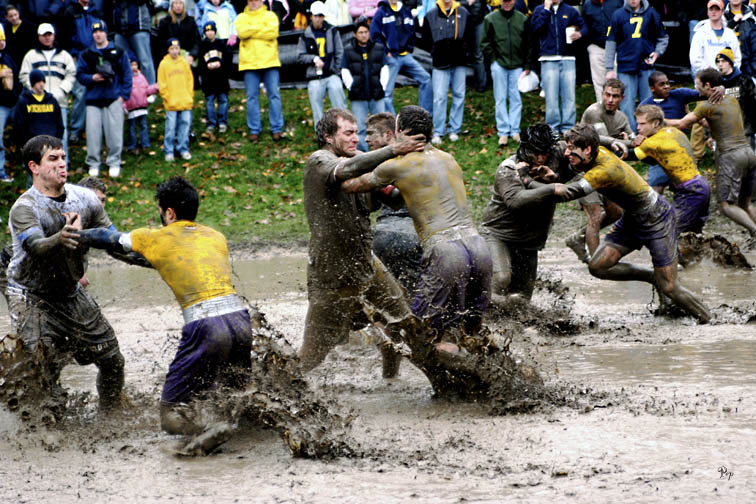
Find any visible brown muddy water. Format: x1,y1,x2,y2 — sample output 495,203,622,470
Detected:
2,241,756,502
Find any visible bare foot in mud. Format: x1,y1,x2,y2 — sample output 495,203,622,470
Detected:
175,422,233,456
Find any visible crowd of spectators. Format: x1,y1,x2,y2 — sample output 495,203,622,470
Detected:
0,0,753,181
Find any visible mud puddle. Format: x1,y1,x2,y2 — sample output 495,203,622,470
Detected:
2,248,756,502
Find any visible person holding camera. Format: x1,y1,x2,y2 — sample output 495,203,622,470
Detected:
77,21,132,178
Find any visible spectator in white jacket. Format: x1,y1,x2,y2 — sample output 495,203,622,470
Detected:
690,0,742,74
324,0,352,26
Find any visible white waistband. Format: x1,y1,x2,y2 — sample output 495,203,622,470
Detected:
182,294,246,325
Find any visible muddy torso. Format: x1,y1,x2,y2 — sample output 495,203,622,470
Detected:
372,147,474,243
693,96,750,153
634,127,700,186
584,147,655,214
481,152,570,250
304,149,375,290
8,184,111,297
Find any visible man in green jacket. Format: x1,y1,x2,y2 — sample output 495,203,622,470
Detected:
480,0,535,147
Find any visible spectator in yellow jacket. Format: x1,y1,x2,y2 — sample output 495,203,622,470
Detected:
235,0,284,142
158,38,194,161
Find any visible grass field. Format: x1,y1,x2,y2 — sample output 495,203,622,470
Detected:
0,82,711,244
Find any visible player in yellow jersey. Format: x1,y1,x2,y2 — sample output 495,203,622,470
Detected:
629,104,710,234
535,124,710,322
666,68,756,247
75,176,253,453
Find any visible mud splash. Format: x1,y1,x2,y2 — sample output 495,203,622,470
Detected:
678,232,752,269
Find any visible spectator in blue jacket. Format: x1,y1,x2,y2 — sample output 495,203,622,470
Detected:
605,0,668,131
370,0,432,114
21,0,64,26
581,0,623,103
531,0,586,135
77,21,132,178
110,0,157,86
61,0,104,144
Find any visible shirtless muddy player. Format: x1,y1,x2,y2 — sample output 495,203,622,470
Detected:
341,105,493,346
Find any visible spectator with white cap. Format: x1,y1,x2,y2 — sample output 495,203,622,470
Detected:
18,23,76,156
296,0,346,129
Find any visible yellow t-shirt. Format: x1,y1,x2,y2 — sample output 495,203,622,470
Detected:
129,221,235,310
584,147,654,213
634,127,699,186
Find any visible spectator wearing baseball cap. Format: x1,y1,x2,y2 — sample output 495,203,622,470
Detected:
18,20,76,164
198,19,232,134
77,19,133,177
296,0,347,129
691,0,742,75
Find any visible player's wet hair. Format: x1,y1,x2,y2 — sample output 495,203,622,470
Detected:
316,108,357,148
603,78,625,94
697,67,722,87
635,104,665,127
78,176,108,194
156,176,199,221
517,124,559,163
564,124,600,160
365,112,396,135
648,70,667,87
22,135,64,173
397,105,432,142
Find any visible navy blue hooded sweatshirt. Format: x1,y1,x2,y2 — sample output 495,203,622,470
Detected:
605,0,668,74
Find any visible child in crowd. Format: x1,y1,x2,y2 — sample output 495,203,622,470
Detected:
198,20,231,133
13,69,63,186
124,56,159,155
198,0,238,45
158,38,194,161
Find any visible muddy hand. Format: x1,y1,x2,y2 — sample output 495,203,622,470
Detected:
393,133,427,155
58,213,83,249
530,164,557,182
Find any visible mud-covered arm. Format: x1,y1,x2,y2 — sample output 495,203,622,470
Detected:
553,178,594,202
341,171,382,193
12,207,80,254
333,134,426,181
583,202,603,255
666,110,701,131
76,228,128,254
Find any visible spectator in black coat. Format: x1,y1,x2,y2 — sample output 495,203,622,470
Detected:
198,20,232,133
3,5,37,68
158,0,200,65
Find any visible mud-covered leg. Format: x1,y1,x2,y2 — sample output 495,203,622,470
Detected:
95,350,125,411
588,243,656,283
654,263,711,323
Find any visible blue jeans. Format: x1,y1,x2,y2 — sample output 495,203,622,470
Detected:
490,62,522,137
69,79,86,139
351,99,386,152
541,59,576,134
205,93,229,127
164,110,192,155
618,70,652,132
127,114,150,150
114,31,156,84
432,66,466,137
472,23,486,91
384,53,432,114
244,68,284,135
0,105,10,177
307,74,346,129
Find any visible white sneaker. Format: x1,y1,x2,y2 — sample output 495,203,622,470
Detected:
448,133,459,142
108,166,120,177
431,135,442,145
165,154,175,162
181,151,192,160
218,124,228,133
88,167,99,176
